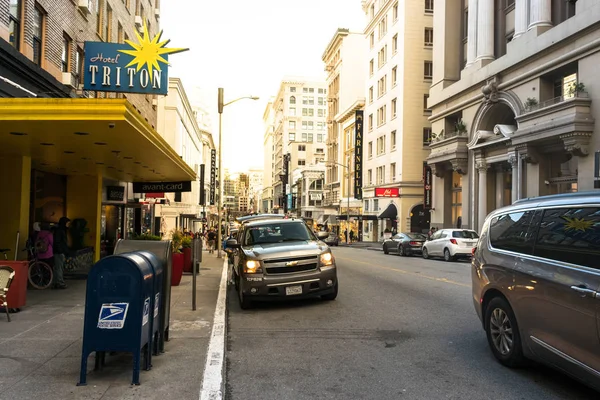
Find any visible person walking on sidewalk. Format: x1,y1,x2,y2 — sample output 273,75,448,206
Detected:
52,217,70,289
207,228,217,254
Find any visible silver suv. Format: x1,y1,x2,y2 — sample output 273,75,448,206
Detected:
472,191,600,390
226,218,338,309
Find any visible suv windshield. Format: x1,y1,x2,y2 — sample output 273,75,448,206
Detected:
243,222,316,246
452,230,479,239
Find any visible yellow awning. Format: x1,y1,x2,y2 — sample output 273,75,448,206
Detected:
0,98,195,182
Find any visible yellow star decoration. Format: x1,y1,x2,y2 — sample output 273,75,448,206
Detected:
562,216,594,232
118,22,188,82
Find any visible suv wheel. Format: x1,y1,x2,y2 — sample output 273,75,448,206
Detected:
444,248,455,262
238,277,253,310
321,282,338,301
485,297,525,368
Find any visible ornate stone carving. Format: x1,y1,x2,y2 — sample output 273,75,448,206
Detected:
507,154,518,169
560,132,592,157
430,163,445,178
516,145,539,164
481,76,500,105
476,160,489,172
451,159,468,175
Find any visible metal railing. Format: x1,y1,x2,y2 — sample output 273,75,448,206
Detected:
525,91,589,112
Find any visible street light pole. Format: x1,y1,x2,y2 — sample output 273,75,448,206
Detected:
216,88,259,258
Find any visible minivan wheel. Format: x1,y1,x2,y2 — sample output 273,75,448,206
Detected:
422,247,429,259
485,297,525,368
444,248,455,262
238,277,253,310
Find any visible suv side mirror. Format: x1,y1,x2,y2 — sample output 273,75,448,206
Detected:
316,231,329,240
226,239,241,249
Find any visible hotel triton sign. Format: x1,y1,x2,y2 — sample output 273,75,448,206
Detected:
83,24,188,95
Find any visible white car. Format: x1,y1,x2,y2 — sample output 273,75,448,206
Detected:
422,229,479,261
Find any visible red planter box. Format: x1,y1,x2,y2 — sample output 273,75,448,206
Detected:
183,247,192,273
171,252,184,286
2,261,28,309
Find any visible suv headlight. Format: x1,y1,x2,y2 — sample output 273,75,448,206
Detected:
320,252,334,267
244,260,262,274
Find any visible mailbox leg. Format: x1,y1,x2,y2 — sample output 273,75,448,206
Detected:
132,350,141,385
94,351,101,371
77,351,89,386
145,342,152,370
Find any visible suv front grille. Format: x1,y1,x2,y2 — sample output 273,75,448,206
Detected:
266,263,318,274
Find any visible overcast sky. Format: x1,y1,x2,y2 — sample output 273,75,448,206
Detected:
162,0,365,172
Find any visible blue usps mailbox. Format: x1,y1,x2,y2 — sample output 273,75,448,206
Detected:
136,250,164,356
78,252,155,386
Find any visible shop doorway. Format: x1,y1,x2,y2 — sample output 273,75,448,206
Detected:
410,204,430,234
101,205,123,257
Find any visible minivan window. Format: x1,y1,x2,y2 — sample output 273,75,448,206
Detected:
452,230,479,239
489,210,537,254
533,207,600,268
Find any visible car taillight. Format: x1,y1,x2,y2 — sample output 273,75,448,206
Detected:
472,247,477,255
450,239,458,245
409,241,419,246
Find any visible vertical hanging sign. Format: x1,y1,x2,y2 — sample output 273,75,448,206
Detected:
199,164,205,206
354,110,364,200
423,162,433,210
210,150,216,205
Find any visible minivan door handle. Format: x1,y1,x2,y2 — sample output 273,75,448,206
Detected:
570,285,598,297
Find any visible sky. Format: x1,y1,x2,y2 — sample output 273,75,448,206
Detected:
161,0,366,173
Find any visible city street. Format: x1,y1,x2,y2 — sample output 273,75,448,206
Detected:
225,247,598,400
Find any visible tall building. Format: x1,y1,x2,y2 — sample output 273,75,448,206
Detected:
321,28,367,236
361,0,434,240
0,0,196,261
248,168,264,213
268,78,328,213
262,97,275,212
428,0,596,232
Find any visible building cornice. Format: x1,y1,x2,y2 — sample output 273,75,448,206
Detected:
322,28,350,61
363,0,394,35
334,98,366,123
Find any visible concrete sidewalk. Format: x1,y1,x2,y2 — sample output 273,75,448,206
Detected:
0,252,226,400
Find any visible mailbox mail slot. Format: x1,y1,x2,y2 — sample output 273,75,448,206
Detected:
78,252,155,386
114,239,172,353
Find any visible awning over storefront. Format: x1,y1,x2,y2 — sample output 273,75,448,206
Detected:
0,98,196,182
336,215,378,221
378,203,398,220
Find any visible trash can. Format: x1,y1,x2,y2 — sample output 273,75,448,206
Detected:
136,250,164,356
78,252,155,386
113,239,172,353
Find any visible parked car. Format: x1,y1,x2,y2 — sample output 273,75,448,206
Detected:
382,232,427,256
422,229,479,261
225,218,338,309
472,191,600,391
324,232,339,246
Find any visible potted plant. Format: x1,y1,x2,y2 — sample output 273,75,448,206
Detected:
181,235,193,273
568,82,586,97
132,233,162,241
455,119,467,135
170,229,184,286
525,97,538,111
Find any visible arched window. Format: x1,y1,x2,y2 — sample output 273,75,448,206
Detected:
290,96,296,104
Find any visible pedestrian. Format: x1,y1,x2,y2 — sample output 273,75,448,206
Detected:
52,216,70,289
32,222,53,264
344,229,348,243
349,229,355,243
207,228,217,254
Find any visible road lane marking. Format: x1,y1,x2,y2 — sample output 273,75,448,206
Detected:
199,259,228,400
335,256,471,288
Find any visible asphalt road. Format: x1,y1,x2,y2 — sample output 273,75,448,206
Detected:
225,247,598,400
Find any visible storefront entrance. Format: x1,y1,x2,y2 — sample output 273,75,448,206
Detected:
410,204,430,234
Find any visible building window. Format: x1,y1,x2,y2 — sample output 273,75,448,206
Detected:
368,169,373,185
378,45,387,68
289,133,296,141
391,130,397,149
377,136,386,155
377,106,387,126
391,98,397,118
32,4,45,66
298,145,306,151
135,0,141,15
392,66,397,87
423,127,432,145
376,166,386,184
302,108,314,117
425,0,434,13
308,133,314,142
370,32,375,48
97,0,104,37
290,96,296,104
393,2,398,21
390,163,396,181
368,114,373,131
308,121,314,130
8,0,22,50
318,109,325,117
424,28,433,46
289,121,296,129
289,107,296,116
551,0,576,26
424,61,433,80
106,5,113,41
118,22,124,43
75,46,84,83
61,33,71,72
369,87,374,103
318,88,325,94
317,134,325,142
379,16,388,38
298,160,306,166
392,34,398,54
369,59,374,76
291,87,296,92
423,94,431,113
365,200,370,211
378,76,387,97
368,141,373,159
318,97,325,106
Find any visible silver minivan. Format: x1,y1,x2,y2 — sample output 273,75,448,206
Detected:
472,191,600,390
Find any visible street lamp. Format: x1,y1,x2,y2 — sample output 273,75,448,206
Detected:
216,88,259,258
327,156,351,243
